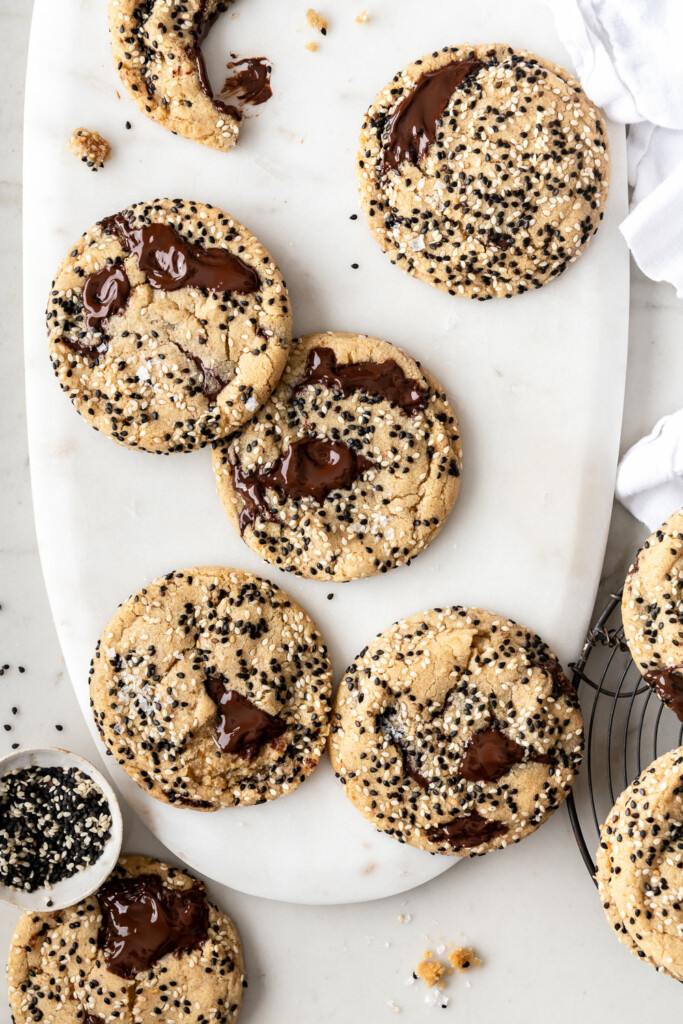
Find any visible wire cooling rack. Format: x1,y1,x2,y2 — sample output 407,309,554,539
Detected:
566,587,683,880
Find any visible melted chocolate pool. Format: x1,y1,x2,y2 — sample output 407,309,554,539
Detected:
97,874,208,979
644,667,683,723
459,728,552,782
294,347,427,416
233,437,373,533
427,811,508,851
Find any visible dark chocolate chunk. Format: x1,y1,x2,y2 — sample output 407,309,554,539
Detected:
644,667,683,723
459,728,551,782
204,677,286,760
221,57,272,106
427,811,508,851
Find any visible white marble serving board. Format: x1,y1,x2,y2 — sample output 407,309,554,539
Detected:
23,0,629,905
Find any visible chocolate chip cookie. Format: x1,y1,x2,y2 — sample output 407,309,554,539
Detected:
622,508,683,723
7,854,244,1023
357,43,610,299
211,331,462,581
89,568,332,809
47,198,291,453
596,747,683,981
329,606,583,855
109,1,241,152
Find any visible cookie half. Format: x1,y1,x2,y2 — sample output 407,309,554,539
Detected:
109,0,241,152
357,43,610,299
596,747,683,981
329,607,583,855
211,331,462,581
48,198,291,453
7,854,244,1024
622,508,683,723
89,568,332,808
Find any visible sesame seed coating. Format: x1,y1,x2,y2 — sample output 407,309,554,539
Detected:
109,0,240,152
357,43,610,300
212,331,462,581
328,606,583,855
88,568,332,809
47,198,292,454
596,747,683,981
622,508,683,720
7,855,244,1024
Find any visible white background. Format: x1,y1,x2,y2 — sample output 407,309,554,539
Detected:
2,1,683,1020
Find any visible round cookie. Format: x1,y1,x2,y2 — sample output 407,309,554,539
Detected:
109,1,241,152
211,331,462,581
622,508,683,722
596,747,683,981
357,43,610,300
7,854,245,1024
48,198,291,454
89,568,332,809
328,606,583,855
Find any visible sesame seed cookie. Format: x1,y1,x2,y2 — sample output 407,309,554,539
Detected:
211,331,462,581
109,0,241,152
328,607,583,855
7,854,244,1024
89,568,332,809
47,198,291,454
357,43,610,300
622,508,683,723
596,747,683,981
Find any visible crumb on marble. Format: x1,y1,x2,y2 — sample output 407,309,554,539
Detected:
356,10,369,22
305,41,318,52
415,956,445,988
447,946,482,973
67,128,111,171
306,8,328,33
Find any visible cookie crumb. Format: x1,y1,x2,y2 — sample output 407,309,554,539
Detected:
386,1001,401,1013
67,128,111,171
448,946,482,973
356,10,369,22
305,41,318,52
415,957,445,988
397,913,411,924
306,8,328,33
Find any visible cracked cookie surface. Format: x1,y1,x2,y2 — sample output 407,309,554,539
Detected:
357,43,610,299
109,0,241,152
329,606,583,855
596,747,683,981
211,331,461,581
47,198,291,454
89,568,332,809
7,855,244,1024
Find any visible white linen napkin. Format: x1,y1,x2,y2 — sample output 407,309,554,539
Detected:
545,0,683,528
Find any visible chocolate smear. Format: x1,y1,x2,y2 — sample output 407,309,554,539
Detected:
204,676,286,759
427,811,508,851
644,667,683,723
175,345,228,401
192,7,241,120
233,437,373,533
459,728,552,783
82,262,131,334
529,658,575,699
294,347,427,416
222,56,272,106
381,57,485,175
379,711,430,788
101,212,259,295
97,874,208,978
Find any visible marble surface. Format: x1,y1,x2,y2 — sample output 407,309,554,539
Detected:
24,0,628,905
2,1,683,1020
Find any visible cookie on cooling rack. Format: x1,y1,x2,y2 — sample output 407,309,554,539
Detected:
109,1,242,152
47,198,291,454
328,606,583,855
211,331,462,581
7,855,244,1024
357,43,610,299
622,507,683,723
89,568,332,809
596,746,683,981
